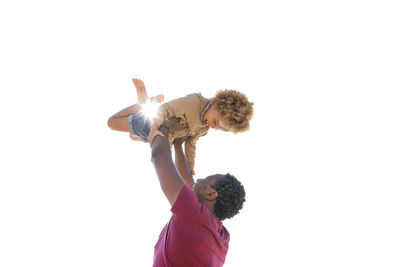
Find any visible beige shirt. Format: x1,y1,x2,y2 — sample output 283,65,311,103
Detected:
153,93,211,170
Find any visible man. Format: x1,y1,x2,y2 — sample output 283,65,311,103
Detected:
151,125,246,267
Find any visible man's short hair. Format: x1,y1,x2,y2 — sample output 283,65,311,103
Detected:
212,173,246,221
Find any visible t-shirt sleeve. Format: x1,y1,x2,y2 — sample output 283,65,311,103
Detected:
171,185,206,220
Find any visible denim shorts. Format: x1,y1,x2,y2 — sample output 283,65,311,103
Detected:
127,113,151,142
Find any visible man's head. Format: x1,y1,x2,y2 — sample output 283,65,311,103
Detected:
210,89,254,133
193,173,246,221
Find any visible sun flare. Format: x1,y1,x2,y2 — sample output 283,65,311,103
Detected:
140,101,161,120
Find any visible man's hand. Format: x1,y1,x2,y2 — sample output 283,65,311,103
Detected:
149,125,164,147
161,117,185,131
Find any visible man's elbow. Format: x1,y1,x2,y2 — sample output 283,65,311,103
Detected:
151,146,162,163
151,138,168,162
150,127,170,162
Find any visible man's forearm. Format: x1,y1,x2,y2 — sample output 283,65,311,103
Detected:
174,142,195,188
151,127,170,160
151,126,185,207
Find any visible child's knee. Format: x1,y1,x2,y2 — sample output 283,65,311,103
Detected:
107,117,116,130
107,117,129,132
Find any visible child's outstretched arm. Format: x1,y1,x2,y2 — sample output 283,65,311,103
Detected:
173,137,195,188
184,137,199,176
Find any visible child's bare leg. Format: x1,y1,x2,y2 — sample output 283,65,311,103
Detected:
109,104,141,119
108,78,164,139
149,94,164,103
129,135,142,141
132,78,148,104
107,104,141,132
132,78,164,104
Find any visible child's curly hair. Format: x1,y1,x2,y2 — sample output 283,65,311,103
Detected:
213,89,254,133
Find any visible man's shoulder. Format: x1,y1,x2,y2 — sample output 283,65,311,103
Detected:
172,184,197,210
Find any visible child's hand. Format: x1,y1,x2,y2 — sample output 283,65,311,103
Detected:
189,163,196,176
149,125,164,147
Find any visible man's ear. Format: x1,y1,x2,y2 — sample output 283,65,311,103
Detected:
205,190,219,201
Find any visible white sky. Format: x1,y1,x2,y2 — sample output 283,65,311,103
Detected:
1,1,399,266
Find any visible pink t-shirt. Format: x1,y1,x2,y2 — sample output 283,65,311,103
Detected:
153,185,230,267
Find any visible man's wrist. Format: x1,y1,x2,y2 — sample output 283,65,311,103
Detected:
150,124,159,130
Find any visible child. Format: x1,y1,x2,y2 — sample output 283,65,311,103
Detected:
107,79,253,175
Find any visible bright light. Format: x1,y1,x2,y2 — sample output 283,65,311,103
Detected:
140,101,161,120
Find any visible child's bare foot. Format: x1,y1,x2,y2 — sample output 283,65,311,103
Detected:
132,78,148,104
149,94,164,103
129,134,142,141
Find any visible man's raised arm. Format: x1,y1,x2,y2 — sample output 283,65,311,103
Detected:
151,126,185,207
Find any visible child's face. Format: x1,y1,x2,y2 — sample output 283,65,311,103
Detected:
202,105,228,131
